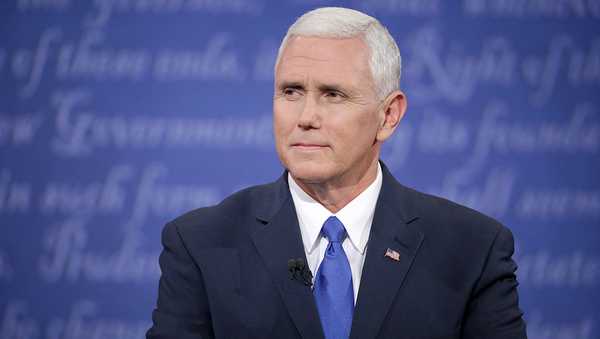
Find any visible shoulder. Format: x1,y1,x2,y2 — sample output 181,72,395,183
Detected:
162,176,286,247
384,178,509,254
410,186,502,234
385,180,518,287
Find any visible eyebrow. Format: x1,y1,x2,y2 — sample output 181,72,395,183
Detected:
317,84,346,93
278,80,351,94
277,81,304,90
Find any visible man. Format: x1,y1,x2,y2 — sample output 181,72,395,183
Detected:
147,7,527,339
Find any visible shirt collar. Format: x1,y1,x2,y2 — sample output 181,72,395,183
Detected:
288,163,383,255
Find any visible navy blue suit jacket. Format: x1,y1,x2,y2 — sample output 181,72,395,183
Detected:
147,164,527,339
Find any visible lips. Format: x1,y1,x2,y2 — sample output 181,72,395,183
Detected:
291,142,328,150
291,143,327,148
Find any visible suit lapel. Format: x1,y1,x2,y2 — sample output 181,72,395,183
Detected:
350,165,425,339
251,175,324,339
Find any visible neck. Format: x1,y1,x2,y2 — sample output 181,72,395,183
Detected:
293,158,379,213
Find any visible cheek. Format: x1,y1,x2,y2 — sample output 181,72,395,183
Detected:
273,105,295,141
328,109,379,144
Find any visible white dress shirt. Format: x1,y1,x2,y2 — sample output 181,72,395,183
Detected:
288,164,382,303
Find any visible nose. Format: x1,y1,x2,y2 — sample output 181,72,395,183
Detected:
297,94,321,130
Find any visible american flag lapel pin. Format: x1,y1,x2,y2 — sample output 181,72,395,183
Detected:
384,248,400,262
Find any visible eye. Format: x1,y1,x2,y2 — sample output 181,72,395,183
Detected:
324,90,346,102
282,88,302,100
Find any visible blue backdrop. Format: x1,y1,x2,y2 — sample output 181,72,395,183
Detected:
1,1,599,338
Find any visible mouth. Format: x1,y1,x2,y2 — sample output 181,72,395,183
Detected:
291,143,328,150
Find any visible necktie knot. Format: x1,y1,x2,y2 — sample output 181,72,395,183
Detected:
322,216,346,243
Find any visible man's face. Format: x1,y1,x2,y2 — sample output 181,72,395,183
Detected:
273,36,385,185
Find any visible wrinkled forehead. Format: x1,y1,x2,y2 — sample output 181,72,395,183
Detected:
275,36,373,84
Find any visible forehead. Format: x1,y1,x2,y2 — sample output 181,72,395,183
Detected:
275,36,373,86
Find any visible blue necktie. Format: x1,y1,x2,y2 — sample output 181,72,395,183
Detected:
313,216,354,339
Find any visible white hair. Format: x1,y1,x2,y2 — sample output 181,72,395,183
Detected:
275,7,401,100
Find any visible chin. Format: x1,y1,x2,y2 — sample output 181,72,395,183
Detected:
286,161,333,184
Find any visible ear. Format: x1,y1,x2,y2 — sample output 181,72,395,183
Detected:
376,90,407,142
